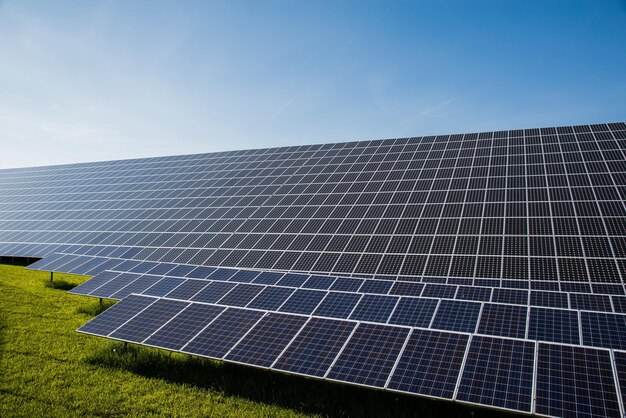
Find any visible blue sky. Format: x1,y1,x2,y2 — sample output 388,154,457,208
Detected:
1,0,625,168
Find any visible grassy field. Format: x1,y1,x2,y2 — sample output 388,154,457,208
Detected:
0,263,515,417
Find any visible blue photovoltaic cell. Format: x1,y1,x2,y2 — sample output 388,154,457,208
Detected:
491,288,528,305
279,289,326,315
191,281,237,303
273,318,356,377
535,343,621,418
302,275,335,290
530,291,569,309
165,279,209,300
431,300,481,333
166,264,196,278
359,279,393,295
77,294,156,336
144,303,225,350
226,313,308,367
187,266,216,279
477,304,527,339
252,271,283,285
246,286,295,310
207,268,238,281
277,273,308,288
227,270,260,283
528,307,580,345
581,311,626,350
313,292,361,319
182,308,264,358
387,297,438,328
330,277,364,292
142,277,186,297
455,286,492,302
70,271,119,296
110,274,162,299
90,273,142,298
457,336,534,413
389,281,424,297
216,284,264,307
388,329,468,399
349,294,398,323
109,298,189,343
570,293,613,312
327,323,410,387
421,284,457,299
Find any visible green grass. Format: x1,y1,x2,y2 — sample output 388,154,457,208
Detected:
0,263,516,417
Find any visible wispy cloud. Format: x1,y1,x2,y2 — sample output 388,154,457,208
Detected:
396,97,456,128
267,95,299,125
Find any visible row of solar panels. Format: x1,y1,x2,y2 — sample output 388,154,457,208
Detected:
29,252,626,298
78,292,625,417
10,244,626,284
66,266,626,350
3,123,622,177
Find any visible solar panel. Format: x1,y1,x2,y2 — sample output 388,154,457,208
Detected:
225,313,308,367
182,308,264,358
387,329,468,399
535,344,621,417
3,121,626,416
456,336,534,412
326,323,409,387
144,303,225,350
273,318,356,376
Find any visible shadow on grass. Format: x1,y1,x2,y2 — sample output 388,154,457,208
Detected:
76,300,116,316
44,279,77,291
86,342,519,418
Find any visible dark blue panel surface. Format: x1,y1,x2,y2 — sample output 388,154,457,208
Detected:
70,270,120,296
581,312,626,350
77,294,156,336
327,323,409,387
183,308,264,358
477,304,527,339
145,303,225,350
109,298,189,343
142,277,185,297
431,300,481,333
535,343,620,418
457,336,534,413
226,313,308,367
388,330,468,399
387,297,438,328
279,289,326,315
217,283,264,307
528,307,580,345
246,286,295,310
273,318,356,377
349,294,399,323
313,292,361,319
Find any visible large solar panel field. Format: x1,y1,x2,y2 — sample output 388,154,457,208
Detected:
1,121,625,417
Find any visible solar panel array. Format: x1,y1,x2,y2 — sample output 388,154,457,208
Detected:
1,121,625,417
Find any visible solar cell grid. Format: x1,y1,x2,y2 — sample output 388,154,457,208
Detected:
273,318,356,377
3,122,626,417
182,308,264,358
77,294,156,336
535,344,621,418
327,323,410,387
456,336,535,413
387,330,468,399
109,299,189,343
226,313,308,367
431,300,481,333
